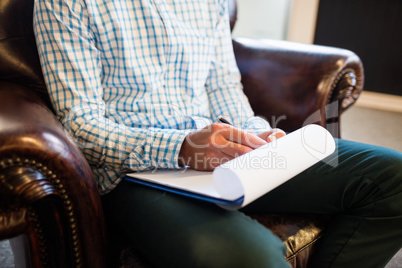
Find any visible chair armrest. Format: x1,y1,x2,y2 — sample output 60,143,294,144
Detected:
233,38,364,136
0,82,106,267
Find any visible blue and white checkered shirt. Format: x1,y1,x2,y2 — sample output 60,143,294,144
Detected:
34,0,271,194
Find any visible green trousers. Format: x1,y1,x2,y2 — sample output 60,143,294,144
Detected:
102,139,402,267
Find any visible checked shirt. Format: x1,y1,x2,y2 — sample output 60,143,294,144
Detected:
34,0,270,193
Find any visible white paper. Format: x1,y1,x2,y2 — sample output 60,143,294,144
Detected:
126,169,226,199
213,124,336,208
126,124,336,209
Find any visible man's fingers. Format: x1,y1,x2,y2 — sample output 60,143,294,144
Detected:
267,129,286,143
218,125,267,149
220,141,254,158
180,124,276,171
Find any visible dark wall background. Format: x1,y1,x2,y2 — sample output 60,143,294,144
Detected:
314,0,402,96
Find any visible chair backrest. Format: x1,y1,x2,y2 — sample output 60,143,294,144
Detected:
0,0,46,89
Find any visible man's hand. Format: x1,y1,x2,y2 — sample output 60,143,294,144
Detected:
179,123,267,170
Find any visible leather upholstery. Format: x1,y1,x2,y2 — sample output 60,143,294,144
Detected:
0,209,28,240
0,0,363,267
0,0,48,101
233,38,364,136
0,82,107,267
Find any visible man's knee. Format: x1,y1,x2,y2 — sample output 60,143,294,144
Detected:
372,147,402,191
359,147,402,215
336,143,402,214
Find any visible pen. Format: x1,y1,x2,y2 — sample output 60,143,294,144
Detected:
217,115,233,126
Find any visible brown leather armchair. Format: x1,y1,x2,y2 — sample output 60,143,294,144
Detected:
0,0,363,267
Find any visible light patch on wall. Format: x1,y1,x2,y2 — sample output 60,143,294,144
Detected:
231,0,293,40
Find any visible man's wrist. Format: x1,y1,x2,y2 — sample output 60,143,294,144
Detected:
178,133,191,167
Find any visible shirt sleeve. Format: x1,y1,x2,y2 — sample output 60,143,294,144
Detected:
205,2,271,133
33,0,191,185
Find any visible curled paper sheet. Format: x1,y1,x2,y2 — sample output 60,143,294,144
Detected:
213,124,336,209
